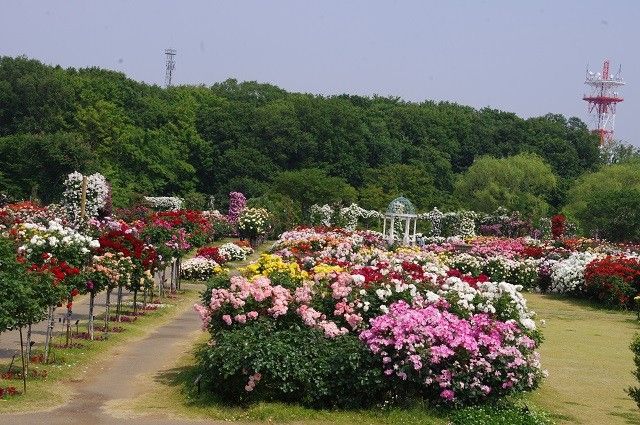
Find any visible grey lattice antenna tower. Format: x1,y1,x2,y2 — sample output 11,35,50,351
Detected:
164,48,176,87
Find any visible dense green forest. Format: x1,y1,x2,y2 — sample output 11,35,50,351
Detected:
0,56,603,213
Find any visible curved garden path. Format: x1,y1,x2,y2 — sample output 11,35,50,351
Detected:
0,244,269,425
0,283,225,425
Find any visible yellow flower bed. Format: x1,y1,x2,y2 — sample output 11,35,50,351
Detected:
243,254,308,281
312,263,344,276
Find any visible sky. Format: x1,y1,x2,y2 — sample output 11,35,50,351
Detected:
2,0,639,144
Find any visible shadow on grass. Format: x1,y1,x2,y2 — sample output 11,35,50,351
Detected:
534,292,639,318
609,410,640,425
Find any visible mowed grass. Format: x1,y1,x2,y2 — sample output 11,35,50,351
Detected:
0,287,200,413
525,293,640,425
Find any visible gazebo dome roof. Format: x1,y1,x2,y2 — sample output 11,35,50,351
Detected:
386,197,416,215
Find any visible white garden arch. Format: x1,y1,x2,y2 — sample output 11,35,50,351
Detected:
383,197,418,245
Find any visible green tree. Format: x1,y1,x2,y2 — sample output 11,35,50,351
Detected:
248,193,302,237
361,164,445,211
454,153,557,219
0,132,95,202
564,162,640,241
601,140,640,165
0,56,604,208
271,168,356,213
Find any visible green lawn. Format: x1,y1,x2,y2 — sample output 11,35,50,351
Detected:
525,293,640,425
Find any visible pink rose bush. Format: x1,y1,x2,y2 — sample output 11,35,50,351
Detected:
360,300,542,404
198,275,292,325
195,227,545,406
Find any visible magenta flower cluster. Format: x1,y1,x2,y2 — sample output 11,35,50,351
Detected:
227,191,246,223
360,300,542,404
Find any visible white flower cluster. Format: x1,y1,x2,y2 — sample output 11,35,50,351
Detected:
419,207,444,237
237,208,270,236
181,257,222,281
456,210,477,237
339,204,384,231
511,258,540,287
61,171,109,223
219,242,253,261
144,196,183,211
309,203,383,230
483,255,520,279
440,277,536,330
18,220,100,256
309,204,334,227
448,253,484,274
549,252,600,293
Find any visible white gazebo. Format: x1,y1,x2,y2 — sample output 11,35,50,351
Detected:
383,197,418,245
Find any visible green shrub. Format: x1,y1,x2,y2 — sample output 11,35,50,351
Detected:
210,217,234,240
511,262,540,290
183,191,207,210
248,193,302,238
196,320,390,408
564,163,640,242
450,403,553,425
627,334,640,408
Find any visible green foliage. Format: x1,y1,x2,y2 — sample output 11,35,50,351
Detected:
0,132,95,202
449,402,553,425
0,56,602,213
196,320,390,408
0,237,52,331
454,153,557,220
564,162,640,242
271,168,357,213
183,191,207,210
360,164,446,211
601,140,640,165
210,217,234,240
248,193,301,237
628,334,640,409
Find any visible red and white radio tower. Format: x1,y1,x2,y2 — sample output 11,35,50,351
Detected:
583,59,625,145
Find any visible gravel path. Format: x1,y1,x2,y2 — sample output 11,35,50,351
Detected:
0,284,223,425
0,248,268,424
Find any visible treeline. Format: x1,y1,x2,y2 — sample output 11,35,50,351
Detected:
0,56,602,214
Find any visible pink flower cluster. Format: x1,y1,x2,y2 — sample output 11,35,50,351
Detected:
244,372,262,392
360,300,542,404
467,238,527,259
203,275,292,325
297,305,349,338
165,228,191,252
330,272,355,298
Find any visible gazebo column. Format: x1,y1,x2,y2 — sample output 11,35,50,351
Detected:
404,216,410,245
390,217,395,243
383,217,386,239
413,218,417,245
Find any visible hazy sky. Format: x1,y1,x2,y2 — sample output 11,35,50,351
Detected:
2,1,639,144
